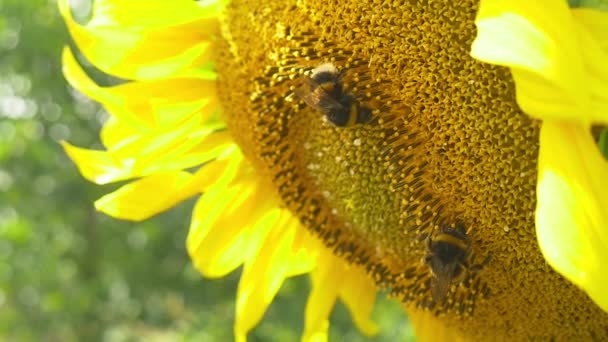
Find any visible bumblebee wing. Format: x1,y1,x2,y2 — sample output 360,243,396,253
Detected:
430,276,450,303
430,262,458,303
294,79,345,113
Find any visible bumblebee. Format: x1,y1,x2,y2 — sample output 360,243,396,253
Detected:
294,63,371,127
424,222,474,303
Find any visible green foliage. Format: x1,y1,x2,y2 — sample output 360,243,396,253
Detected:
569,0,608,9
599,128,608,160
0,0,411,340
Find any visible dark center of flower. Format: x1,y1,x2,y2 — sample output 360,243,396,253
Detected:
215,0,608,339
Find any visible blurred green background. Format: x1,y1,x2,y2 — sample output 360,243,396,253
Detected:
0,0,411,341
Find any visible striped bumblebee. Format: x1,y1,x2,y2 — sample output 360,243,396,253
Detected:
294,63,371,127
424,222,487,303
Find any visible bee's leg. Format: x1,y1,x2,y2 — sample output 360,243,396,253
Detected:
452,263,468,283
337,66,349,80
421,236,434,266
357,105,372,124
453,254,492,287
463,221,473,236
454,221,467,235
424,255,434,266
469,254,492,273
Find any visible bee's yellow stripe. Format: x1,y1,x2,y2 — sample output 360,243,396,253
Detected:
434,234,468,250
346,105,358,126
319,82,335,93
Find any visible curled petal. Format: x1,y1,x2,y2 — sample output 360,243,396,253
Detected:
95,171,196,221
62,47,218,128
536,120,608,313
61,131,233,184
61,141,134,184
58,0,221,80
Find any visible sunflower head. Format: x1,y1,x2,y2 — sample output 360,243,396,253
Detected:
60,0,608,340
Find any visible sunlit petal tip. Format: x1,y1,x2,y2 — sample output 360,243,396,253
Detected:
61,47,111,105
354,319,379,337
346,298,379,336
60,140,127,184
535,121,608,313
234,332,247,342
94,172,196,221
57,0,75,25
303,320,329,342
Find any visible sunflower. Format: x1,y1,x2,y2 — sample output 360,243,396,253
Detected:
59,0,608,340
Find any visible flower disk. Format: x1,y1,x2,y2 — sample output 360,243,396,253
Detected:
216,0,608,340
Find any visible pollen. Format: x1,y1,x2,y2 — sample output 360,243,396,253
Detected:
215,0,608,339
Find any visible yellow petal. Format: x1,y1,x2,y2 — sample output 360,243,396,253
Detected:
339,267,379,336
406,307,466,342
100,116,136,149
62,130,232,184
302,325,329,342
285,228,320,277
303,249,379,340
234,213,297,340
61,141,134,184
109,121,226,173
303,251,341,342
58,0,222,80
147,130,234,176
88,0,218,30
62,47,218,128
535,120,608,313
574,9,608,51
187,146,253,192
471,1,608,125
94,171,196,221
61,47,150,127
572,9,608,121
187,181,276,278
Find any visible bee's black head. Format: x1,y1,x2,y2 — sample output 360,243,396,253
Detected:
312,70,340,84
439,221,468,240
